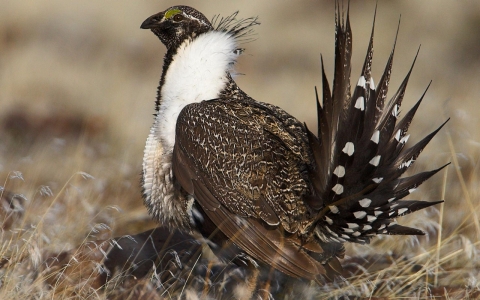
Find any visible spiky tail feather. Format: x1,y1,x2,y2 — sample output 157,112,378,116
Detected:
308,4,448,245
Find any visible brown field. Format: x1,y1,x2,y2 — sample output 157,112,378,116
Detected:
1,1,479,299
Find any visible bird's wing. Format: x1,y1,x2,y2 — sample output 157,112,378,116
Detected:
172,99,335,280
174,99,313,232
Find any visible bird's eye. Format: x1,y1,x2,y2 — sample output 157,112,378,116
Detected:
173,14,184,22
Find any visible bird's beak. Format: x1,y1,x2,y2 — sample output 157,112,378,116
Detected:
140,12,164,29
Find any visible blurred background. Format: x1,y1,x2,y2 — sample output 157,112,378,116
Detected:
1,0,479,254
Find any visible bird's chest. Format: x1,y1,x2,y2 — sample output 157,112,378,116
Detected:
156,34,237,151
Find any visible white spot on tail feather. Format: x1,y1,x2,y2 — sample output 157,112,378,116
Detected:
398,208,409,215
392,104,399,117
355,96,365,111
367,215,377,222
394,129,401,141
357,76,366,88
333,165,345,178
369,77,376,90
354,211,367,219
332,184,344,195
329,205,339,214
359,198,372,208
347,223,359,229
325,216,333,225
342,142,355,156
371,130,380,144
363,225,372,231
369,155,381,166
399,134,410,144
399,158,415,169
372,177,383,183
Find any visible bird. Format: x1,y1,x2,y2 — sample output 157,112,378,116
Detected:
139,4,448,283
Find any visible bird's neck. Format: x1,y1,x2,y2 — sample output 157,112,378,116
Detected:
154,31,240,150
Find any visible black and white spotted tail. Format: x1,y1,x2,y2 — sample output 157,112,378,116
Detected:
306,6,448,244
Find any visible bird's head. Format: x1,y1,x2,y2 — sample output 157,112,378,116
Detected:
140,6,213,50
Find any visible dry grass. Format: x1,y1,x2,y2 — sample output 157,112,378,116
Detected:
1,1,480,299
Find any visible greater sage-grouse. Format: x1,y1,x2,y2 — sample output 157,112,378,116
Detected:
140,5,448,283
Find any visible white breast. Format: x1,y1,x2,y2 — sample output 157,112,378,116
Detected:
155,31,239,151
142,30,239,225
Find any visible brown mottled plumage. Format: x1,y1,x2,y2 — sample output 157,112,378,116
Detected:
140,4,447,283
